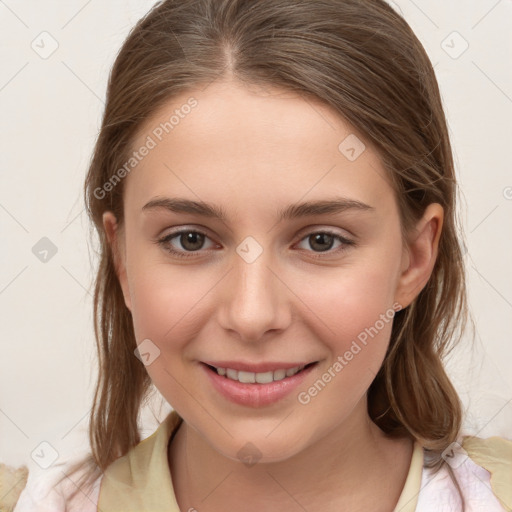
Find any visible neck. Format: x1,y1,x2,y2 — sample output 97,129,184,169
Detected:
168,399,413,512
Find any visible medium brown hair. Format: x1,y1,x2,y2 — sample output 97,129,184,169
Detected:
58,0,470,507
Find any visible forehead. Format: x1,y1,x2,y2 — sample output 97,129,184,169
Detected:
124,79,395,220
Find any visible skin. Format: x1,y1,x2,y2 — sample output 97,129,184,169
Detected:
103,79,443,512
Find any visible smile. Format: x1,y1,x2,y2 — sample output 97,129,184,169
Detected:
200,361,319,407
205,363,316,384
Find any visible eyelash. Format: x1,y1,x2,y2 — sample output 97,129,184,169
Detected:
155,228,356,260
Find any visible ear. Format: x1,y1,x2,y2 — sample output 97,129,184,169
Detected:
102,211,132,312
394,203,444,309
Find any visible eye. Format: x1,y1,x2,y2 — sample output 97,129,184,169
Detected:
156,229,217,259
155,228,356,260
295,230,355,256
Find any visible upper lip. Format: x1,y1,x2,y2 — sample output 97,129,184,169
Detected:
202,360,317,373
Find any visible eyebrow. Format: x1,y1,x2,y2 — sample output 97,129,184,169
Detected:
142,196,375,222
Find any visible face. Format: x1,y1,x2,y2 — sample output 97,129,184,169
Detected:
103,79,442,463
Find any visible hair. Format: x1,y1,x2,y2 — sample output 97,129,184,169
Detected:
56,0,471,509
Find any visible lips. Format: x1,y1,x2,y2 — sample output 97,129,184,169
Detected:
201,360,319,407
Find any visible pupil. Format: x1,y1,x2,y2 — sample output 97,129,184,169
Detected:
310,233,333,252
182,232,204,251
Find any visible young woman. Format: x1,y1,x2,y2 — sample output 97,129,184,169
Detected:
10,0,511,511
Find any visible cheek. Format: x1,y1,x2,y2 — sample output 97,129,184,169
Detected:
300,258,399,340
126,263,209,407
129,265,211,342
294,261,399,391
280,261,400,438
125,255,223,399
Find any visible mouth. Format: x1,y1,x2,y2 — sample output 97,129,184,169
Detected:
200,360,320,407
201,361,318,384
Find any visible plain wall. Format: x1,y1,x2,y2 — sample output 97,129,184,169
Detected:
1,0,511,472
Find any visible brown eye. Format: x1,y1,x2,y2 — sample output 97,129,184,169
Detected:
308,233,335,252
157,229,216,258
296,230,355,256
179,231,206,251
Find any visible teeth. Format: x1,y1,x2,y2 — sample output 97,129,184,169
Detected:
238,371,256,383
255,371,274,384
273,369,286,381
226,368,238,380
214,365,305,383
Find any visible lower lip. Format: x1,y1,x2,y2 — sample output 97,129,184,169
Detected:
200,362,318,408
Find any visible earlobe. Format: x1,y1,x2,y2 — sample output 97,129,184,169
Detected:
394,203,444,308
102,211,132,312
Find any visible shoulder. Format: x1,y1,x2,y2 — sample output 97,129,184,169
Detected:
461,435,512,511
12,460,102,512
416,435,512,512
0,463,28,512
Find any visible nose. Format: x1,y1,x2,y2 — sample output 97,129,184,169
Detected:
217,245,292,342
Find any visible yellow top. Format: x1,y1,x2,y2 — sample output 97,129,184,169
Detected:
97,410,512,511
98,409,426,512
6,409,511,511
463,436,512,511
98,411,183,511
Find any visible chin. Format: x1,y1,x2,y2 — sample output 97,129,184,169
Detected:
208,431,305,466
